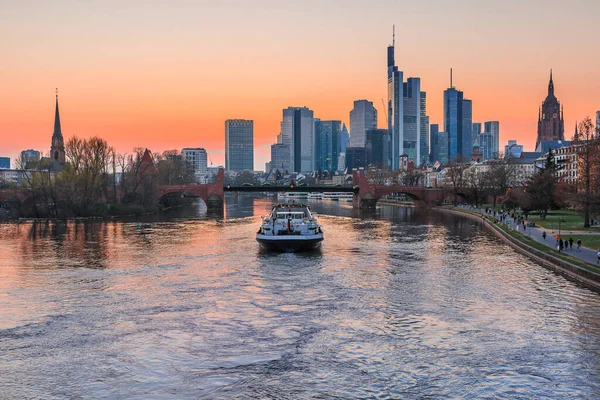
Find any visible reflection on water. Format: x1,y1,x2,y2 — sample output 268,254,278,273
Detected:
1,196,600,398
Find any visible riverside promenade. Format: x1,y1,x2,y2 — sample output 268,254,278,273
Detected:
455,205,600,266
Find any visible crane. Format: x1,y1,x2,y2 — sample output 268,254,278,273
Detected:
381,98,388,125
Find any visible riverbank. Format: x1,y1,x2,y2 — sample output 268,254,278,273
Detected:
435,206,600,292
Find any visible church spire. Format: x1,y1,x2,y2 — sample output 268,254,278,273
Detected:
53,88,63,140
548,69,554,97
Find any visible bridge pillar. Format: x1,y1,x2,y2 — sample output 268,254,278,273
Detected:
352,168,377,210
206,168,225,210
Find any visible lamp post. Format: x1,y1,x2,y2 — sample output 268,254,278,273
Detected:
558,218,565,240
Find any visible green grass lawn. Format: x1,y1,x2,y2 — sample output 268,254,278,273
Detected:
527,210,600,232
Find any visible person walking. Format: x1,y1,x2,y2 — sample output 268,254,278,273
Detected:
569,238,573,251
597,248,600,265
577,238,581,251
542,231,547,240
559,239,564,252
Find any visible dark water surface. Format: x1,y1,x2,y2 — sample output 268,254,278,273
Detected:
2,196,600,399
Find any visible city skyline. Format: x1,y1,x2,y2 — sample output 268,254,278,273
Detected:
1,1,599,169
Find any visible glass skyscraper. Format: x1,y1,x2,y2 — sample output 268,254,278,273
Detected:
366,129,389,168
315,120,341,172
402,78,421,164
349,100,377,148
420,91,429,166
225,119,254,171
281,107,314,172
484,121,500,158
429,124,439,163
388,37,404,170
462,99,473,159
444,87,463,161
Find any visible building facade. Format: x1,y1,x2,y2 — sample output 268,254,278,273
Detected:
437,131,449,165
536,70,564,150
505,140,524,159
281,107,314,172
340,123,349,154
472,122,482,136
479,133,494,161
349,100,377,148
387,33,404,170
345,147,368,171
420,92,429,166
182,148,208,181
461,99,473,160
0,157,9,169
403,78,421,165
225,119,254,171
270,143,290,173
429,124,439,163
315,120,341,172
20,149,41,168
484,121,500,158
444,87,464,161
366,129,389,168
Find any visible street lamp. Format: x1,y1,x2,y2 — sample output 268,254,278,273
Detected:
558,218,565,240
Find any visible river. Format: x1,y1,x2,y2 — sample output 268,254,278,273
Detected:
1,195,600,399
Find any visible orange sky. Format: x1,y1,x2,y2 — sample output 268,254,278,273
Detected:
1,1,599,170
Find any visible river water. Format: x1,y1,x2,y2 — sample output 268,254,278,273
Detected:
2,196,600,399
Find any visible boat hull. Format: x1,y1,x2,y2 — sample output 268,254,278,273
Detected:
256,234,323,253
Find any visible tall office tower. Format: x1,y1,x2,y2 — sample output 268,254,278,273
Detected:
387,27,404,170
403,78,421,164
315,120,341,172
225,119,254,171
472,122,482,137
429,124,439,163
479,133,494,161
484,121,500,157
366,129,389,168
444,85,464,161
349,100,377,148
437,131,449,164
536,70,564,150
20,149,41,167
462,99,473,159
340,123,349,153
0,157,9,169
419,91,429,166
281,107,315,172
270,143,290,173
182,148,208,181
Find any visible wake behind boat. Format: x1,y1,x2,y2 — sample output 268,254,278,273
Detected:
256,204,324,252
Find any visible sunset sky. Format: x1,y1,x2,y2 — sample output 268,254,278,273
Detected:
1,0,599,170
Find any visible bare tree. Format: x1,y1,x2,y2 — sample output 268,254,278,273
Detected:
444,155,470,205
571,117,600,227
484,159,517,207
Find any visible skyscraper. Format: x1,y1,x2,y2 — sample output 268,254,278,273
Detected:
270,143,290,173
462,99,473,159
340,123,349,154
349,100,377,148
366,129,389,168
472,122,482,136
429,124,439,163
281,107,314,172
479,133,494,161
484,121,500,158
401,78,421,165
420,92,429,166
437,131,449,164
387,28,404,170
315,120,341,172
225,119,254,171
536,70,564,150
444,85,464,161
0,157,9,169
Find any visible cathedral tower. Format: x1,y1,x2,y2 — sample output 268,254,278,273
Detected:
50,89,65,165
536,70,564,150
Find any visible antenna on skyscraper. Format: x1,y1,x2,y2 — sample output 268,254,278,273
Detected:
393,25,395,47
450,68,453,88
